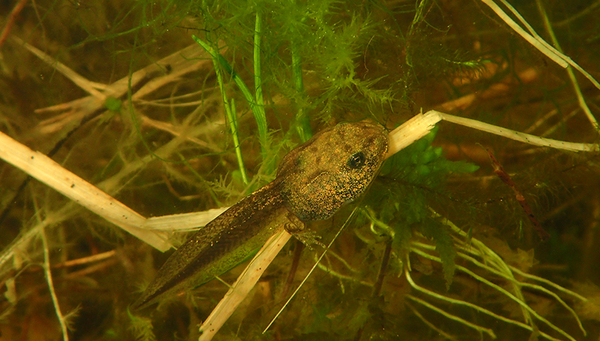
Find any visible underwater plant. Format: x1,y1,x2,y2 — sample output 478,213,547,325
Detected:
0,0,599,340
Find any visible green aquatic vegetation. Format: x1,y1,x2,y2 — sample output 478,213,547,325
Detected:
364,128,480,288
0,0,599,340
128,310,156,341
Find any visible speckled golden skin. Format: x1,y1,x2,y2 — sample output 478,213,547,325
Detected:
133,121,388,309
279,121,389,221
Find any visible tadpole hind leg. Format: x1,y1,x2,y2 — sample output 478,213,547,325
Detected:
284,212,325,250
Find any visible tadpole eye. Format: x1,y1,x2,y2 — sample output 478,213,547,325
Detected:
347,151,366,169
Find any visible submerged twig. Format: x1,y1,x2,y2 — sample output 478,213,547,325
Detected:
483,147,549,240
41,227,70,341
534,0,599,134
480,0,600,93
